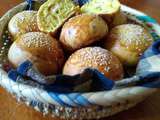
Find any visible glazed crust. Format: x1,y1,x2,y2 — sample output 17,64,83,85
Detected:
8,32,65,75
60,14,108,52
63,47,124,81
104,24,153,66
8,11,39,40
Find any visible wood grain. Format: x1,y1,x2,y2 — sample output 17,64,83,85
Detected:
0,0,160,120
120,0,160,23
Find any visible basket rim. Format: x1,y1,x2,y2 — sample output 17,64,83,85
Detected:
0,1,159,107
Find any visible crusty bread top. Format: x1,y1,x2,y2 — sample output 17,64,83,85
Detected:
60,14,108,51
8,11,39,40
106,24,153,54
63,47,124,80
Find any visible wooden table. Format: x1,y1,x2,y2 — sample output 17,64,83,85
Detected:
0,0,160,120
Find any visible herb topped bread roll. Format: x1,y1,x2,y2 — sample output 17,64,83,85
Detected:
63,47,124,81
8,32,65,75
81,0,120,23
60,14,108,52
8,11,39,40
104,24,154,66
37,0,80,35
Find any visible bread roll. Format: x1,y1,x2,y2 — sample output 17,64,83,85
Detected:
81,0,120,23
104,24,153,66
63,47,124,81
8,11,39,40
37,0,80,35
8,32,64,75
60,14,108,52
110,11,127,28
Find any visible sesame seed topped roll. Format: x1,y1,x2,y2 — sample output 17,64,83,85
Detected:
8,11,39,40
104,24,153,66
63,47,124,81
8,32,65,75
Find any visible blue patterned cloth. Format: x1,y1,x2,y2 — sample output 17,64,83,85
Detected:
73,0,89,6
26,0,34,10
8,0,160,93
26,0,89,10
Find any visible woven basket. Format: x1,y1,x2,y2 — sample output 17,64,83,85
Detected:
0,1,160,120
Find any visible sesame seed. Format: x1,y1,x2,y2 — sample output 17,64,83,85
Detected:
109,24,153,52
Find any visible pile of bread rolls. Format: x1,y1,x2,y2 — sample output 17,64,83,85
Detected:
8,0,153,82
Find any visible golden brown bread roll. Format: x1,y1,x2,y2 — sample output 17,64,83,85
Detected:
8,32,64,75
60,14,108,52
104,24,153,66
63,47,124,81
8,11,39,40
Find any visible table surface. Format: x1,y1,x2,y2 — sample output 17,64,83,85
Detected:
0,0,160,120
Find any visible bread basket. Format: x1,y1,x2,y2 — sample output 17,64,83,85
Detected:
0,0,160,119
